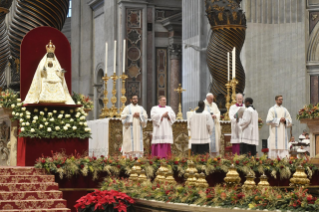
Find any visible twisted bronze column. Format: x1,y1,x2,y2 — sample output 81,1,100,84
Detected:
205,0,246,108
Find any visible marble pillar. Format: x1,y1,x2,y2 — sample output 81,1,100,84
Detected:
169,44,181,113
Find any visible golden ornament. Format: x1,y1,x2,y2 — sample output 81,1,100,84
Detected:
195,172,209,188
165,170,176,184
138,169,148,183
290,165,310,188
257,173,270,188
185,171,197,186
242,172,256,191
224,164,241,186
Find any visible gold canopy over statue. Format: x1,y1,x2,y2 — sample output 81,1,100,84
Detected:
24,40,75,104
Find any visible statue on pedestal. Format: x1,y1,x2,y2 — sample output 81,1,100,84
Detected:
24,40,75,104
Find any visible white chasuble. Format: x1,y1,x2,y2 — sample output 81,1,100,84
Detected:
238,107,259,146
151,106,176,144
24,54,74,104
266,105,292,159
229,104,245,144
188,111,214,149
204,99,221,154
121,104,148,157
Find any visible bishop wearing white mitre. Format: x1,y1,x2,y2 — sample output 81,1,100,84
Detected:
266,95,292,159
151,96,176,158
204,93,221,156
229,93,245,155
121,94,148,158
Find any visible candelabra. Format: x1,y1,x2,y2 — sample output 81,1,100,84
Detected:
119,74,128,115
231,78,239,106
174,84,186,120
109,73,119,118
224,82,231,121
99,73,111,119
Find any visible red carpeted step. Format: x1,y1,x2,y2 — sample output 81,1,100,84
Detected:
0,199,67,210
1,209,70,212
0,183,59,192
0,167,45,176
0,175,55,183
0,191,62,200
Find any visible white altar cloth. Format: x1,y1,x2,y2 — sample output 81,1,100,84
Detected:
87,119,109,157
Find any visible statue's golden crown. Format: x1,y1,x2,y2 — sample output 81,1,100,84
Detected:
46,40,55,53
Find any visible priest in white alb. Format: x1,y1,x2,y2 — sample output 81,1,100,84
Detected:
266,95,292,159
121,94,148,158
229,93,245,155
204,93,221,156
189,101,214,155
151,96,176,158
238,97,259,156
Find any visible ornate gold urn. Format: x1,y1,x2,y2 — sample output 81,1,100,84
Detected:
224,164,241,186
165,170,176,184
131,161,142,173
185,171,197,186
195,172,209,188
242,172,256,191
185,160,198,175
130,161,142,182
154,170,166,183
138,169,148,183
257,173,270,188
129,169,139,181
158,162,169,175
290,165,310,187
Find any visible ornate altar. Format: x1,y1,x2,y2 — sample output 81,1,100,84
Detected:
108,119,230,157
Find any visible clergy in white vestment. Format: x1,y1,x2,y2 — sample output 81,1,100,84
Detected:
204,93,221,156
266,95,292,159
121,95,148,158
229,93,245,155
238,97,259,156
189,101,214,155
151,96,176,158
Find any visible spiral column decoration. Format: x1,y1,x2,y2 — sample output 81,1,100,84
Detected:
7,0,69,89
205,0,246,108
0,0,14,88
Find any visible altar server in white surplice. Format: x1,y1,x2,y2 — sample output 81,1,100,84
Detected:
229,93,245,155
204,93,221,156
151,96,176,158
266,95,292,159
189,101,214,155
238,97,259,156
121,94,148,158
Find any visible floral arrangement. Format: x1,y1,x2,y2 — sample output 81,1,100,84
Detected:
0,89,19,109
261,148,269,154
297,103,319,120
11,103,91,139
101,178,319,211
258,118,263,128
34,152,317,181
75,189,134,212
72,92,94,110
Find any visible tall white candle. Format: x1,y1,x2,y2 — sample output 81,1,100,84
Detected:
105,42,108,74
227,52,230,81
123,39,126,73
113,40,117,74
232,47,236,79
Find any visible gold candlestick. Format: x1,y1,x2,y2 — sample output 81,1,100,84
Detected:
231,78,238,106
110,73,119,117
174,84,186,120
99,73,111,118
224,82,231,121
119,74,128,115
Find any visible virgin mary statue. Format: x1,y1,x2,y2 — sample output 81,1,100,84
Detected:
24,40,75,104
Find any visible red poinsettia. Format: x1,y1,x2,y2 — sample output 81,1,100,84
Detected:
74,189,134,212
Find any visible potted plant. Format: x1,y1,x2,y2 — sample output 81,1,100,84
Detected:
75,189,135,212
0,89,20,117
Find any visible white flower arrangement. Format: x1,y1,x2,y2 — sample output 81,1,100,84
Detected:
80,116,86,120
47,127,52,132
55,126,60,131
26,122,30,126
58,114,63,119
32,120,36,124
21,107,26,111
22,123,25,126
84,122,88,126
53,110,57,114
12,111,15,116
70,118,74,122
50,118,54,122
17,103,22,107
39,124,43,129
17,98,21,102
33,116,38,120
19,118,23,122
26,115,31,119
40,111,44,116
84,128,91,132
20,113,23,117
11,104,15,108
63,126,68,131
72,126,77,130
65,114,71,118
48,112,53,117
43,118,47,121
21,127,25,132
45,122,49,126
31,128,35,133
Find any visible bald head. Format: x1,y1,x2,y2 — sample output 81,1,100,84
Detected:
206,93,214,104
236,93,243,105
